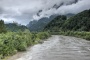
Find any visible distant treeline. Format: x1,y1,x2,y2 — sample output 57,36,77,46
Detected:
0,20,28,33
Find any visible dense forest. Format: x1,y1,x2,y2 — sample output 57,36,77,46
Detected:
44,10,90,31
44,15,67,32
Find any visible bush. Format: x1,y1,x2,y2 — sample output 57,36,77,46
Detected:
36,32,50,39
84,35,90,40
0,31,51,59
0,33,17,58
58,31,90,40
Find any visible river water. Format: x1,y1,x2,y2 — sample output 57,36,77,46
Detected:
8,35,90,60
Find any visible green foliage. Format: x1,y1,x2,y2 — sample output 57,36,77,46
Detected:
5,23,28,32
0,20,6,33
27,15,57,32
44,10,90,41
61,10,90,31
0,31,50,59
44,15,67,32
44,9,90,32
57,31,90,40
36,32,50,39
0,18,51,59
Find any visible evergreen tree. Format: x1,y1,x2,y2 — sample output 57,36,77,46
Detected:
0,20,6,33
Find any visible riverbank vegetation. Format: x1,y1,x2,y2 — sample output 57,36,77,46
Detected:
0,20,51,59
0,31,50,59
51,31,90,40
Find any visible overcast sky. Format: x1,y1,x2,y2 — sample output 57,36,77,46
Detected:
0,0,90,25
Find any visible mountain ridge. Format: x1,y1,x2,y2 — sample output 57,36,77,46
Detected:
27,13,75,32
44,9,90,31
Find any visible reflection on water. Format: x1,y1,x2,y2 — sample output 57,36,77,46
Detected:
12,35,90,60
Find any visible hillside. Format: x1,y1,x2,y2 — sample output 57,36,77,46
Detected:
44,15,67,32
27,13,74,32
44,10,90,31
27,15,57,32
5,23,28,32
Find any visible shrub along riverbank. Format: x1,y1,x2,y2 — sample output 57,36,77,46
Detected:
0,30,51,59
51,31,90,40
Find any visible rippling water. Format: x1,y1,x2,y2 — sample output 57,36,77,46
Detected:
8,35,90,60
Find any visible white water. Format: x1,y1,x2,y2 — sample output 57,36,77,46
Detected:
9,35,90,60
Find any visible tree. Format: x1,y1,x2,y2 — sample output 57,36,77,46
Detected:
0,20,6,33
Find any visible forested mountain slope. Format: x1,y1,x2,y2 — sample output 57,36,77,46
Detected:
44,10,90,31
5,23,28,32
27,13,75,32
44,15,67,32
27,15,57,32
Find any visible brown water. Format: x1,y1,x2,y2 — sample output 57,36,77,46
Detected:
8,35,90,60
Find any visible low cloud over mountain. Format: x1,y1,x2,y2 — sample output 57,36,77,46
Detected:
0,0,90,25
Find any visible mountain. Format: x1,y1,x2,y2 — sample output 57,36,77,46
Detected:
66,13,75,18
27,15,57,32
62,10,90,31
44,9,90,31
27,13,75,32
5,23,28,32
44,15,67,32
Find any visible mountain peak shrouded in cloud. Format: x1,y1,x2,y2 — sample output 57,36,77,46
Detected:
0,0,90,25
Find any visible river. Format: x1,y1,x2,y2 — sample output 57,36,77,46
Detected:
8,35,90,60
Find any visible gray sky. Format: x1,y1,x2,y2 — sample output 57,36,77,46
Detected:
0,0,90,25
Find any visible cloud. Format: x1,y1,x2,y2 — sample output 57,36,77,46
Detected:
35,0,90,19
0,0,90,25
